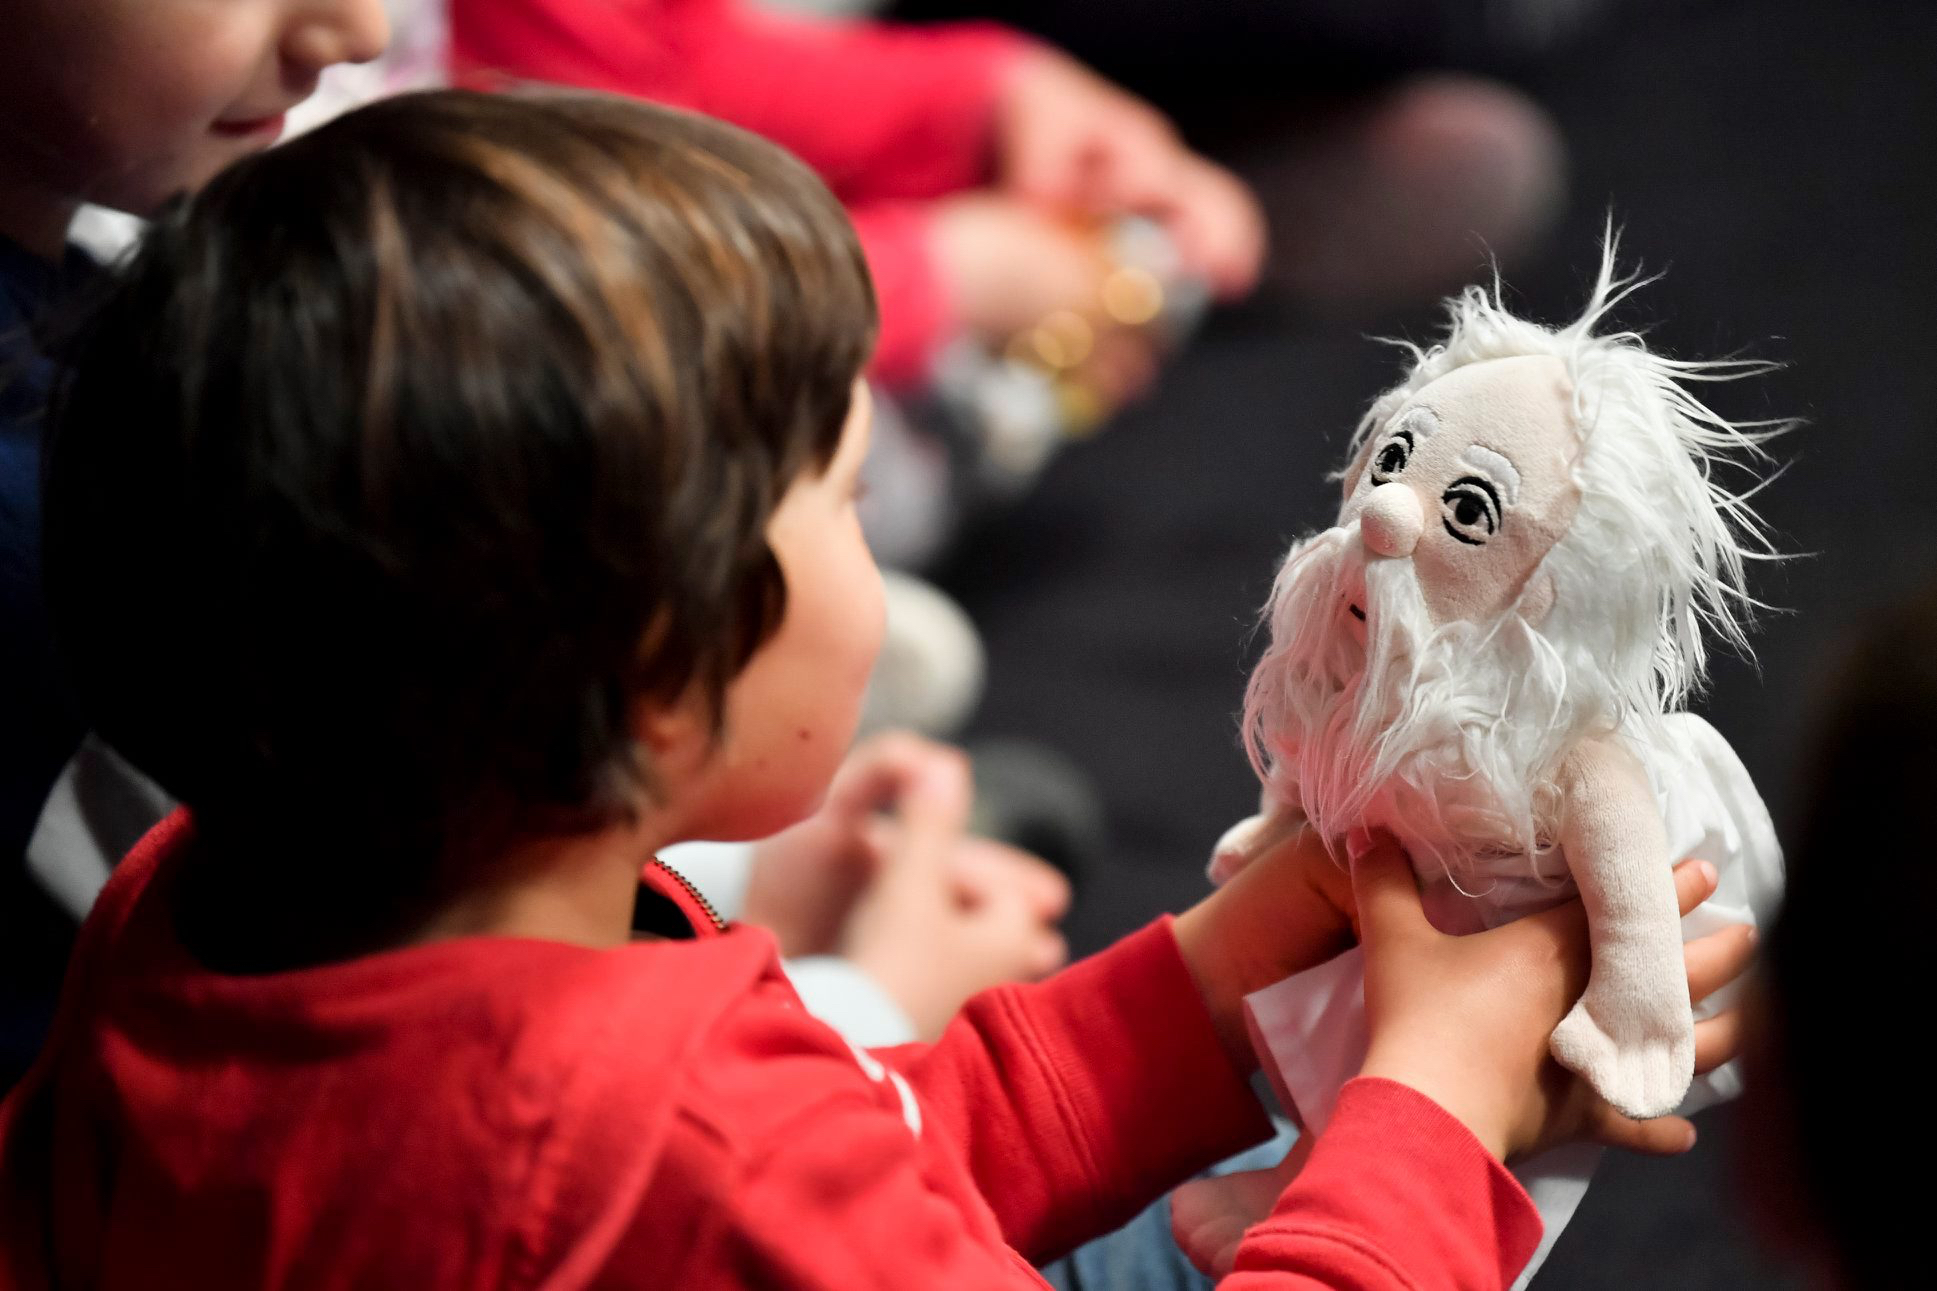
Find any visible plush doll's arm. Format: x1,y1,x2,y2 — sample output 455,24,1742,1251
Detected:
1208,790,1306,886
1547,737,1694,1120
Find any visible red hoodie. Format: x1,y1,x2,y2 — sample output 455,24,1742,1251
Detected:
447,0,1029,389
0,812,1540,1288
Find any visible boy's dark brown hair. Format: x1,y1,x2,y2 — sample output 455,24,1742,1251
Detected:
44,90,877,959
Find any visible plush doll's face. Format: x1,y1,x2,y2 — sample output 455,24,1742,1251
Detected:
1340,354,1582,627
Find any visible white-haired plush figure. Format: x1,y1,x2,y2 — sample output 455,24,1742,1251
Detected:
1187,249,1785,1284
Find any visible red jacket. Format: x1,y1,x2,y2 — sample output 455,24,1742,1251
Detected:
448,0,1028,388
0,812,1540,1288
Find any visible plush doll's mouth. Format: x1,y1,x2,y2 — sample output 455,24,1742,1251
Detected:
1348,603,1367,622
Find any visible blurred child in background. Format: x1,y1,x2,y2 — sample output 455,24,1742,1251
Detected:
1739,584,1935,1290
0,0,389,1088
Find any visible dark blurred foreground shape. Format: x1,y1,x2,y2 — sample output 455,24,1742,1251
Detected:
911,0,1931,1286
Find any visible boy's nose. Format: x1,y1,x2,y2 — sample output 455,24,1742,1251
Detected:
1359,482,1424,558
285,0,391,76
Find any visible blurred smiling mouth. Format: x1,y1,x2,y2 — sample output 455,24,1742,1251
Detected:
211,112,287,139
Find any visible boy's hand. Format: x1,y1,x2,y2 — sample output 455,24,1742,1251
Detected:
1172,823,1359,1073
994,47,1265,299
1354,838,1756,1161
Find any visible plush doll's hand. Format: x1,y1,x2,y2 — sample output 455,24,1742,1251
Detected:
1208,802,1308,886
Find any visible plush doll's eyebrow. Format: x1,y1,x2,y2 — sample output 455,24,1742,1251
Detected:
1401,406,1440,439
1462,445,1521,505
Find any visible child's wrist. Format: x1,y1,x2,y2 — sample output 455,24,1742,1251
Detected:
1171,896,1272,1077
1359,1040,1513,1161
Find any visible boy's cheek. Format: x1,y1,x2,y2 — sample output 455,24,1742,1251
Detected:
16,4,279,211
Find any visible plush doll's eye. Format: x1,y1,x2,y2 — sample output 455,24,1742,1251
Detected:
1369,431,1414,483
1441,477,1502,545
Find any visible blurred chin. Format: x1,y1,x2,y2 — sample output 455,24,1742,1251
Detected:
87,141,267,217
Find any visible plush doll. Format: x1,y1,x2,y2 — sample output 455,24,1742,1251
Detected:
1184,249,1786,1283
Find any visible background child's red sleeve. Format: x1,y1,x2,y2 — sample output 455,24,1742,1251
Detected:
449,0,1028,384
449,0,1025,200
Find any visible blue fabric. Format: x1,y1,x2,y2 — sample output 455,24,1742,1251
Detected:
0,233,94,1086
0,234,91,864
1039,1127,1294,1291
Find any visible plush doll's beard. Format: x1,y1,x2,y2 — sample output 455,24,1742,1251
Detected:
1243,526,1609,887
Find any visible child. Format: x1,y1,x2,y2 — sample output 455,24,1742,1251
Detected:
446,0,1263,394
1738,584,1934,1289
1,90,1749,1287
0,0,389,1086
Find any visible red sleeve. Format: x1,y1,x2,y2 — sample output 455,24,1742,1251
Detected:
877,917,1276,1262
1226,1079,1544,1290
448,0,1023,387
636,1074,1540,1290
448,0,1027,202
846,202,950,388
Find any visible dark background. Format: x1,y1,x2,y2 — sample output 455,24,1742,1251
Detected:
902,0,1932,1284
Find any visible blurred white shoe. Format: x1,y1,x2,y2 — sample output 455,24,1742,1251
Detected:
859,572,986,740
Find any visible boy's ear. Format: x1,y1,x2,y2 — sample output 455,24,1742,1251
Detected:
632,694,710,761
627,611,710,760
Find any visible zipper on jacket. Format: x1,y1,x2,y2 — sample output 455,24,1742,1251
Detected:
647,857,728,934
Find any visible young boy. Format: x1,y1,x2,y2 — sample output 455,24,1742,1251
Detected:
0,90,1746,1288
0,0,389,1085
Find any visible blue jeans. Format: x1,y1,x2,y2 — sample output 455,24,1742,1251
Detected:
1039,1128,1294,1291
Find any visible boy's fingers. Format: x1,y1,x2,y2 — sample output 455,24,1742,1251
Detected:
1349,836,1428,945
1684,923,1757,1004
1672,858,1720,917
1598,1111,1697,1157
1693,1009,1745,1074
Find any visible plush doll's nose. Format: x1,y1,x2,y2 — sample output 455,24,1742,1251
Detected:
1359,482,1424,557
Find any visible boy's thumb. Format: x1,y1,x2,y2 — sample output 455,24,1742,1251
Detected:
1348,832,1426,944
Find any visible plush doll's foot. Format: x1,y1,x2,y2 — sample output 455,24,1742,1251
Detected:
1208,814,1268,886
1550,989,1695,1120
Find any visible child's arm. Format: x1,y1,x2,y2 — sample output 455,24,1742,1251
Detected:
448,0,1018,387
649,1075,1540,1291
878,826,1359,1261
449,0,1023,202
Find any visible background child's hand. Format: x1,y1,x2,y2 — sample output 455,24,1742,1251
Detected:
841,773,1070,1039
928,193,1161,407
993,46,1265,299
1354,838,1757,1162
741,731,966,958
752,732,1070,1039
929,192,1111,342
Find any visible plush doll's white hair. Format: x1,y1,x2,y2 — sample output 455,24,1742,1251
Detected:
1352,240,1778,718
1243,241,1780,880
